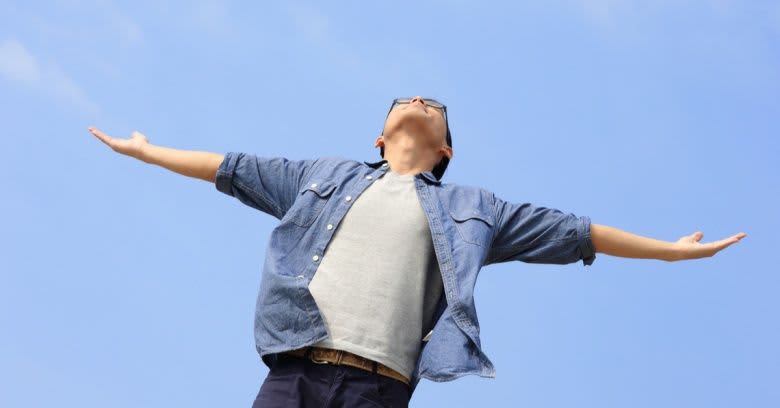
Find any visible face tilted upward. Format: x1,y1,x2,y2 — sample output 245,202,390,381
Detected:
382,97,449,150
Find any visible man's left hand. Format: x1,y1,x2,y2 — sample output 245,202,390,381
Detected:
671,231,748,261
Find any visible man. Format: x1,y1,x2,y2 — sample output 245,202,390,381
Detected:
88,96,746,407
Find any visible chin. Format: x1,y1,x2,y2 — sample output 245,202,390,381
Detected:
385,109,434,136
399,109,431,125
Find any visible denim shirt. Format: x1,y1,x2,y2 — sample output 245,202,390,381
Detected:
215,152,596,391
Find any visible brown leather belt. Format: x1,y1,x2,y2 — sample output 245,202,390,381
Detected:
282,346,410,386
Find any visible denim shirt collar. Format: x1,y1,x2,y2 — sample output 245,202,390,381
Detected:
363,159,442,185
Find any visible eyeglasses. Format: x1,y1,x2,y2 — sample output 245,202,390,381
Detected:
388,97,448,124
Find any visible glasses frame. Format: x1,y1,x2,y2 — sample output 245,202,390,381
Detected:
387,97,449,126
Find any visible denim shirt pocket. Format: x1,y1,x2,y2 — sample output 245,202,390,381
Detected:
287,180,338,227
450,208,494,246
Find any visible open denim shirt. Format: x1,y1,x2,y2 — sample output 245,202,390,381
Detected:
215,152,596,391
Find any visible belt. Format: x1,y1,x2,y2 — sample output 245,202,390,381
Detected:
281,346,410,386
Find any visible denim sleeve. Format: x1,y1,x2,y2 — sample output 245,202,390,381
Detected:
486,195,596,266
214,152,317,219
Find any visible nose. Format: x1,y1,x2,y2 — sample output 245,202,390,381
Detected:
411,96,426,106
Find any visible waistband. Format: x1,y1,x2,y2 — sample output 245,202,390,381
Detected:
281,346,410,386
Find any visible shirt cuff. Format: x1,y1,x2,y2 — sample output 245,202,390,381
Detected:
215,151,239,196
578,216,597,266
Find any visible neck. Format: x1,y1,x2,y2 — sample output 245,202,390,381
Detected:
382,131,441,176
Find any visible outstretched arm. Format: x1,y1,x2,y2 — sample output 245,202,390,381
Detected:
590,223,747,262
88,127,224,183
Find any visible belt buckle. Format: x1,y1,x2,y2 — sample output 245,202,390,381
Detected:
310,356,330,365
310,348,344,365
308,347,329,364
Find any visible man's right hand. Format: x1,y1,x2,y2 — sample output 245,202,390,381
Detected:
89,127,150,161
87,126,224,183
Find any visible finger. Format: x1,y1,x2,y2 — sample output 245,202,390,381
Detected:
716,233,747,247
707,235,744,254
681,231,703,243
132,130,148,143
88,127,112,145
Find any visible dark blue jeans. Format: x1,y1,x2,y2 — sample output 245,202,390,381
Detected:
252,353,412,407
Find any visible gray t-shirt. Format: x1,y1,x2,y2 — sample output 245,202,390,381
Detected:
308,169,444,378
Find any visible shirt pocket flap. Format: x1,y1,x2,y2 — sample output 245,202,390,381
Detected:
299,180,337,198
450,209,495,246
449,209,494,227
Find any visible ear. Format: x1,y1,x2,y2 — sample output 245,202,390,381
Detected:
440,145,453,160
374,135,385,149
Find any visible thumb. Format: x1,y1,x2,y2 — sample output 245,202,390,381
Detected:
691,231,704,242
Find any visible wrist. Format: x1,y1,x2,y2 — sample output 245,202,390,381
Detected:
136,143,152,163
662,243,683,262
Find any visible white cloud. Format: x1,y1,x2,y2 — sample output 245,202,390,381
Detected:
95,0,145,46
288,2,331,45
189,0,233,35
113,14,144,46
572,0,743,26
772,3,780,34
575,0,625,25
0,39,41,84
284,2,449,87
286,3,361,69
18,0,144,47
0,38,99,115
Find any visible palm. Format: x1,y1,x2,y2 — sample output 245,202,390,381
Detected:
674,231,747,260
88,127,148,158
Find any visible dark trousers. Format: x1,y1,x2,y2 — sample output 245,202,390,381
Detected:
252,353,412,408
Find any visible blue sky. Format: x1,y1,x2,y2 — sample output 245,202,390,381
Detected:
1,1,777,407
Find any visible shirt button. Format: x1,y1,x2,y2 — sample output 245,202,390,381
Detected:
366,175,373,180
310,183,317,189
312,255,320,262
345,196,352,202
326,224,333,230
